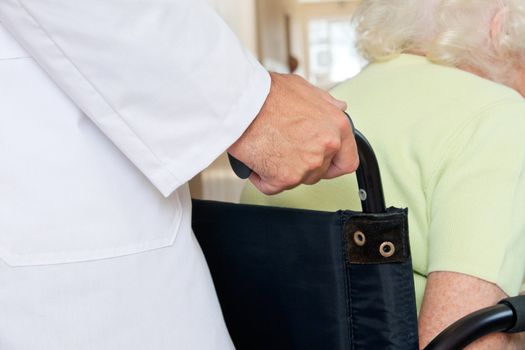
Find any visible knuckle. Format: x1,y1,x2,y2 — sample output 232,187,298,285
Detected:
304,176,322,186
285,173,303,187
306,155,324,171
336,113,350,130
331,152,359,175
289,174,303,187
323,136,342,153
279,168,302,188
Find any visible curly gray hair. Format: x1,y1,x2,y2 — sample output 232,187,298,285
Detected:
353,0,525,88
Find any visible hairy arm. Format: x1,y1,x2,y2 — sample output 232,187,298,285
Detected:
419,271,524,349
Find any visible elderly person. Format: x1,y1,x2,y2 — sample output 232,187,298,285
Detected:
242,0,525,348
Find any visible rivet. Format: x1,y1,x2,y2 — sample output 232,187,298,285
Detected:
353,231,366,246
379,242,395,258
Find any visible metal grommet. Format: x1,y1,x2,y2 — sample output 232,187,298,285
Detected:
353,231,366,246
379,242,395,258
358,189,367,201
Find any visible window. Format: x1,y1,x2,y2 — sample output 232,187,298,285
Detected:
308,18,366,88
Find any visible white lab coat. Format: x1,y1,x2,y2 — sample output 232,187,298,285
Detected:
0,0,270,348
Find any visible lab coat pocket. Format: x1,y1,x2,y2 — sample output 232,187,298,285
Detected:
0,172,184,267
0,182,184,267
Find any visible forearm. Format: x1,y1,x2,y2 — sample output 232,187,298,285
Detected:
471,332,525,350
419,271,516,349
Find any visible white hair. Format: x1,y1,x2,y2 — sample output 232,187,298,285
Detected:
353,0,525,87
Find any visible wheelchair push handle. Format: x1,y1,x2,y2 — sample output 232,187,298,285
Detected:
228,112,386,214
353,127,386,213
424,295,525,350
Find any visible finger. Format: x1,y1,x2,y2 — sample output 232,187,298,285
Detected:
249,172,284,195
302,156,334,185
323,125,359,179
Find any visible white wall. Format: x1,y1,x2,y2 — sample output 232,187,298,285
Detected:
207,0,258,55
256,0,290,72
190,0,259,202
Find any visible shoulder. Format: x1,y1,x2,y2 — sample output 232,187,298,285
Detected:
334,58,523,103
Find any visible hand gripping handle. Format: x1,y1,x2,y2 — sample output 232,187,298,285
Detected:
228,112,386,214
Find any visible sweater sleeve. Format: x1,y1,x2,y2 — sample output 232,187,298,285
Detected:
427,101,525,296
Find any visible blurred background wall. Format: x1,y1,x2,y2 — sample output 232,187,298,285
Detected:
207,0,258,54
190,0,364,201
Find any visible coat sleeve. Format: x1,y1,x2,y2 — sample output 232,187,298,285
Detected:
0,0,270,196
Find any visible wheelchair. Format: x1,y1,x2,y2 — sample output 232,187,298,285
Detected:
192,129,525,350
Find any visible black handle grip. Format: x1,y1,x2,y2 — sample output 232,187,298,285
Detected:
499,295,525,333
228,112,386,213
227,153,253,179
354,129,386,213
424,304,514,350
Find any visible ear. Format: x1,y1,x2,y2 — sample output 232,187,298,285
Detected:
490,5,508,42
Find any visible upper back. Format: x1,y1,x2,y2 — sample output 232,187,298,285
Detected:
241,54,525,303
